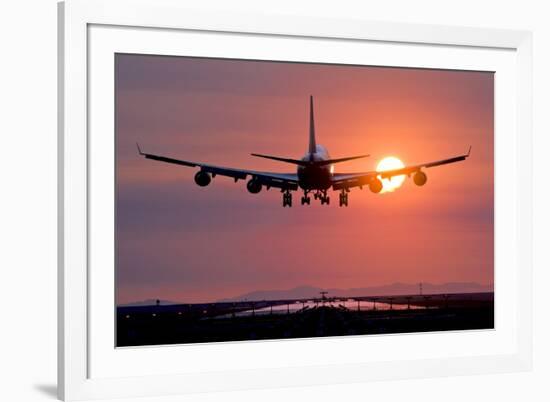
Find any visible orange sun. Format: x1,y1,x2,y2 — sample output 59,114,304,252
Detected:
376,156,406,193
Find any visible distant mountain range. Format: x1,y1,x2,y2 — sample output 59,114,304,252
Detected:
118,299,179,307
217,282,493,302
119,282,493,306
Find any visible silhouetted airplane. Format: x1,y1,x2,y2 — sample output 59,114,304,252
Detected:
137,96,471,207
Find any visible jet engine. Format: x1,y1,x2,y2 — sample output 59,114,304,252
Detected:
194,171,211,187
413,171,427,186
369,177,383,194
247,178,262,194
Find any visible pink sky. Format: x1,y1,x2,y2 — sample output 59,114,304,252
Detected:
115,54,493,304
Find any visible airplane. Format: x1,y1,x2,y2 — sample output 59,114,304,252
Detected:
137,96,471,207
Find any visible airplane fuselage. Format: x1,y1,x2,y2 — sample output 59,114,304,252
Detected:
297,144,333,190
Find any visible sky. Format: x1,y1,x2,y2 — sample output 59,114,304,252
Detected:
115,54,494,304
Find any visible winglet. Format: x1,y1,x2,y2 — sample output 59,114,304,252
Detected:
136,142,144,156
467,145,472,157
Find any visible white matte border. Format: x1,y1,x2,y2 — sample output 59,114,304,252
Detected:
89,25,515,379
59,1,532,400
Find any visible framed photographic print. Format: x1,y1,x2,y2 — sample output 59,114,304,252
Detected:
58,0,533,400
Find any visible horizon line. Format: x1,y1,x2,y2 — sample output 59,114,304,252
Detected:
118,281,494,306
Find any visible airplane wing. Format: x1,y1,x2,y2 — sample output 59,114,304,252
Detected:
331,147,471,191
137,144,299,191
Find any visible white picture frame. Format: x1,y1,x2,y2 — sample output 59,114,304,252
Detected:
58,0,533,400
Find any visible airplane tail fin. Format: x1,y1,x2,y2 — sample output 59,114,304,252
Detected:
250,96,369,167
309,95,317,154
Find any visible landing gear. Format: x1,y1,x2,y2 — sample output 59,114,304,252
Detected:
282,190,292,207
339,190,349,207
301,190,336,206
319,190,330,205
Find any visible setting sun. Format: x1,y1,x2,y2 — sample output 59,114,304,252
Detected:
376,156,406,193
